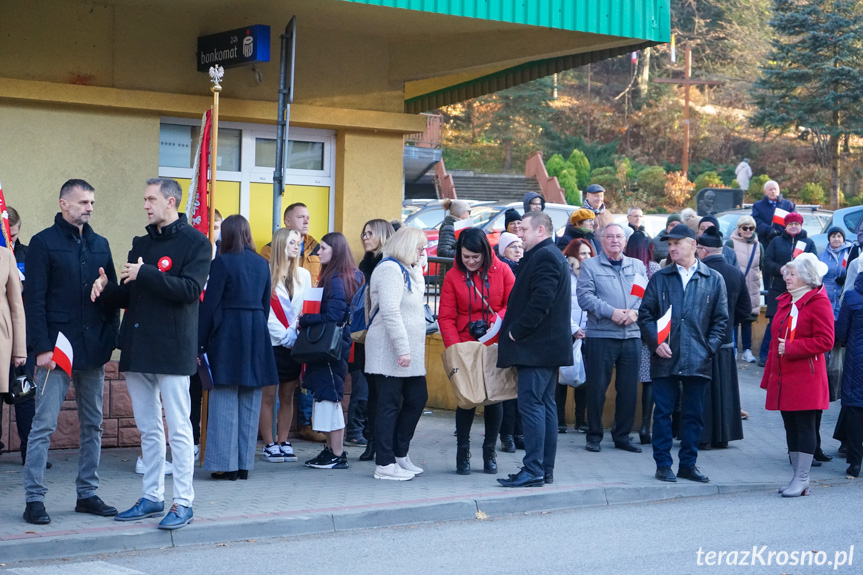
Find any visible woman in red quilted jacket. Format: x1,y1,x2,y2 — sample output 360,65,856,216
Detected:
438,228,515,475
761,253,834,497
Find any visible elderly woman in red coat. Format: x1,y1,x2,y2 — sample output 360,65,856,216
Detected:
761,253,834,497
438,228,514,476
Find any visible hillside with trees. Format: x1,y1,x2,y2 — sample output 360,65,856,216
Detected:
438,0,863,212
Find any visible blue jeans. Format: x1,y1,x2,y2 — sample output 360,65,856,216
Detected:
25,367,106,502
759,317,774,363
734,321,753,352
517,366,558,477
652,375,708,470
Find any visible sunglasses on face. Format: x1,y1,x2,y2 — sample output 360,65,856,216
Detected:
739,226,754,232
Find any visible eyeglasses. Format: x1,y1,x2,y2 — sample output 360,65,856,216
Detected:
361,231,373,239
739,226,755,232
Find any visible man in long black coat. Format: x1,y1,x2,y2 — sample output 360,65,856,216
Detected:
497,211,572,488
696,227,750,448
92,177,211,530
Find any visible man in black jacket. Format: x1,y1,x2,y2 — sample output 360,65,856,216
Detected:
92,177,211,530
638,225,728,484
696,227,749,449
497,211,572,487
23,179,121,525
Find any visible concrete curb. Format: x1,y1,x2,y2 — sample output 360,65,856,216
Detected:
0,480,792,564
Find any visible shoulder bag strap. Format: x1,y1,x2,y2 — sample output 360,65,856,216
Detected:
743,242,757,277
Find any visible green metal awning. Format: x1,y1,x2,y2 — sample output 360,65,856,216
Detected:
339,0,670,113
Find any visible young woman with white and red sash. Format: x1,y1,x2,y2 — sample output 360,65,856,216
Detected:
262,228,312,463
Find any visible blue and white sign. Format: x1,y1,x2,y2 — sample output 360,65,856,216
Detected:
197,25,270,72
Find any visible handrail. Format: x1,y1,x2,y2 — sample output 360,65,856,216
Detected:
434,159,457,200
525,151,568,204
405,113,442,149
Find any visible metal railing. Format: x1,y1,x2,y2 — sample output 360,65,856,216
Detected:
405,113,442,149
424,256,455,320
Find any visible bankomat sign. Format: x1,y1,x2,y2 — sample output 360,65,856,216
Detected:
197,25,270,72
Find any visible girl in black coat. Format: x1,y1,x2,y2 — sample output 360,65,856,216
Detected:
302,232,363,470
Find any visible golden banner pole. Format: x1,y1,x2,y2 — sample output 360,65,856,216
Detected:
199,65,223,467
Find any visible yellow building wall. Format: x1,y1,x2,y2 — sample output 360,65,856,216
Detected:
335,131,404,258
175,178,242,227
0,102,158,272
0,0,402,113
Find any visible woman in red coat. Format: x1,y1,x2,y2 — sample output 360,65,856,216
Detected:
761,253,834,497
438,228,515,475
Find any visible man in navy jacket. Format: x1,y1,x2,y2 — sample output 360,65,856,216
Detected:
23,179,120,525
92,177,211,530
751,180,796,247
497,211,572,487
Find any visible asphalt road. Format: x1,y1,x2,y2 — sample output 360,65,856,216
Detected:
5,480,862,575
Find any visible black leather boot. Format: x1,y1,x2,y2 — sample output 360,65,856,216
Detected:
640,382,653,445
359,438,375,461
500,435,516,453
456,444,471,475
483,445,498,474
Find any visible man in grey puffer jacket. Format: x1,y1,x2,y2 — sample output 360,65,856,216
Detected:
577,223,646,454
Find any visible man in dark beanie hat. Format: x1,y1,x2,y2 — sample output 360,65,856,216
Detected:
696,226,749,449
697,215,738,267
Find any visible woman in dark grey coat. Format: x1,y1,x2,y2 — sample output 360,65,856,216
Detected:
199,216,278,480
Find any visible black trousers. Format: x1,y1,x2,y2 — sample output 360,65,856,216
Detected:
364,370,377,442
556,384,587,427
189,372,203,446
584,338,640,445
374,374,428,466
500,399,522,438
843,406,863,466
781,410,819,455
456,403,503,447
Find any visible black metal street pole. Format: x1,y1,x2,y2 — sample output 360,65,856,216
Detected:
273,17,296,233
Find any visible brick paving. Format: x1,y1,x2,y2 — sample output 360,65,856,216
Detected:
0,364,856,561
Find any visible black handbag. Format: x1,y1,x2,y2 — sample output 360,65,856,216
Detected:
4,370,37,405
292,322,344,364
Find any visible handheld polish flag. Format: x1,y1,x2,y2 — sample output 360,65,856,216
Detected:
302,287,324,315
788,303,799,343
792,240,807,258
843,251,850,269
630,274,648,299
42,331,74,394
631,51,638,64
453,218,473,238
657,306,672,346
772,208,790,226
478,311,505,346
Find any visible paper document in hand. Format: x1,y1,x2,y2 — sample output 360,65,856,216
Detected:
478,312,504,346
53,332,74,377
773,208,789,225
657,306,672,346
302,287,324,314
792,240,806,258
630,274,648,299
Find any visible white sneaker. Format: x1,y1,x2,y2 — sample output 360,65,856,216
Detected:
742,349,756,363
279,441,298,462
261,443,284,462
374,463,415,481
396,455,424,476
135,456,173,475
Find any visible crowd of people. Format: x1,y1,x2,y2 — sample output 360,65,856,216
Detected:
3,176,862,530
